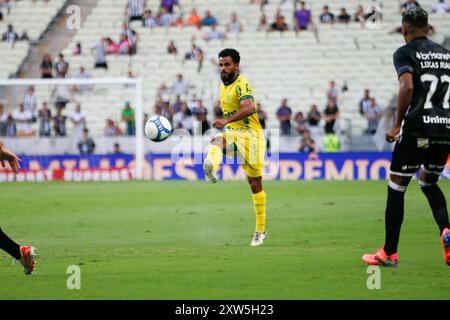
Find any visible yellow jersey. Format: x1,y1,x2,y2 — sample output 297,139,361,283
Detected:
219,74,262,130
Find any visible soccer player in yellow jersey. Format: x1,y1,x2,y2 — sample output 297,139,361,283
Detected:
203,48,267,247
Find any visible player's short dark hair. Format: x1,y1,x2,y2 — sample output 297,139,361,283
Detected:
402,7,429,29
218,48,240,64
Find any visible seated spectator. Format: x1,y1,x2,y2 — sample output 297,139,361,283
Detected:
160,0,179,13
78,128,95,155
167,40,177,55
257,13,269,32
159,6,175,27
201,10,217,27
23,86,38,119
323,128,340,152
323,100,340,134
127,0,146,21
359,89,372,115
226,12,243,34
184,43,204,73
320,6,335,24
400,0,420,14
270,15,288,32
432,0,450,14
294,111,308,135
354,5,366,24
294,1,312,31
53,108,67,137
1,24,19,45
122,102,136,136
105,37,120,54
73,67,93,93
13,103,35,137
92,39,108,69
73,42,82,55
70,104,86,138
0,103,8,136
299,130,316,154
40,54,54,78
326,80,339,103
104,119,123,136
276,99,292,135
363,98,382,135
256,103,267,129
188,8,201,27
143,10,158,28
173,102,193,133
38,103,52,137
337,8,351,24
204,24,225,41
55,53,69,78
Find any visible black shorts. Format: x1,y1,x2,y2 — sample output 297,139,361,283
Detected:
390,135,450,177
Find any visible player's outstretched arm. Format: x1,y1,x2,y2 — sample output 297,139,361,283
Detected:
0,141,21,173
387,72,414,142
213,98,255,129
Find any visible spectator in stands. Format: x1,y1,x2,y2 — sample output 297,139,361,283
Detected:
73,42,82,55
122,102,135,136
167,40,178,55
55,53,69,78
354,5,366,24
294,1,312,32
323,100,340,134
143,10,157,28
105,37,120,54
307,104,321,131
173,102,193,134
363,98,382,135
201,10,217,27
118,34,131,55
432,0,450,14
204,24,226,41
53,108,67,137
188,8,201,28
294,111,308,135
171,74,194,97
400,0,421,14
323,128,340,152
40,54,54,78
359,89,372,115
113,142,123,155
257,13,269,32
184,43,204,73
337,8,351,24
172,95,183,113
175,15,184,28
159,6,175,27
192,100,210,134
270,15,288,32
256,103,267,129
161,101,174,121
121,23,138,54
276,99,292,135
326,80,339,103
52,83,71,110
78,128,95,155
127,0,146,21
13,103,35,137
38,102,52,137
319,5,335,24
70,104,86,139
104,119,123,137
299,130,316,154
0,103,7,136
5,115,16,137
226,12,244,34
157,83,170,102
92,38,108,69
1,24,19,45
160,0,179,14
73,66,92,93
23,86,38,119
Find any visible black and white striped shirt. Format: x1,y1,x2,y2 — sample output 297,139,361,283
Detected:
23,94,38,114
128,0,145,18
93,43,107,64
2,31,19,44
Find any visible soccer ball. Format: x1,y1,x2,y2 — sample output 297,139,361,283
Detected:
144,115,173,142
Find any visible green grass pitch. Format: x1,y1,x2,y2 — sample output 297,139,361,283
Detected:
0,180,449,300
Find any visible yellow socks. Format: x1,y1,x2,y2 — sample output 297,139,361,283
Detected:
252,191,266,233
206,145,222,172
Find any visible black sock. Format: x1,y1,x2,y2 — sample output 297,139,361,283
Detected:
421,184,450,235
0,228,21,260
384,186,405,256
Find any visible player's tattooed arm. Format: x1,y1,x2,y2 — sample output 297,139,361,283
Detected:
213,98,255,129
387,72,414,142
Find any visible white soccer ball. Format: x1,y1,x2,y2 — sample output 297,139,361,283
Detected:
144,115,173,142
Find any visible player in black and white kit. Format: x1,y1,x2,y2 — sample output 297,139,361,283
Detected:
363,7,450,267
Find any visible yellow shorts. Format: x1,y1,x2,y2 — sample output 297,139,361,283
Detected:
215,128,266,178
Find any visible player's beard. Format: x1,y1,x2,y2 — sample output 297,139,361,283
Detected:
221,70,236,85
